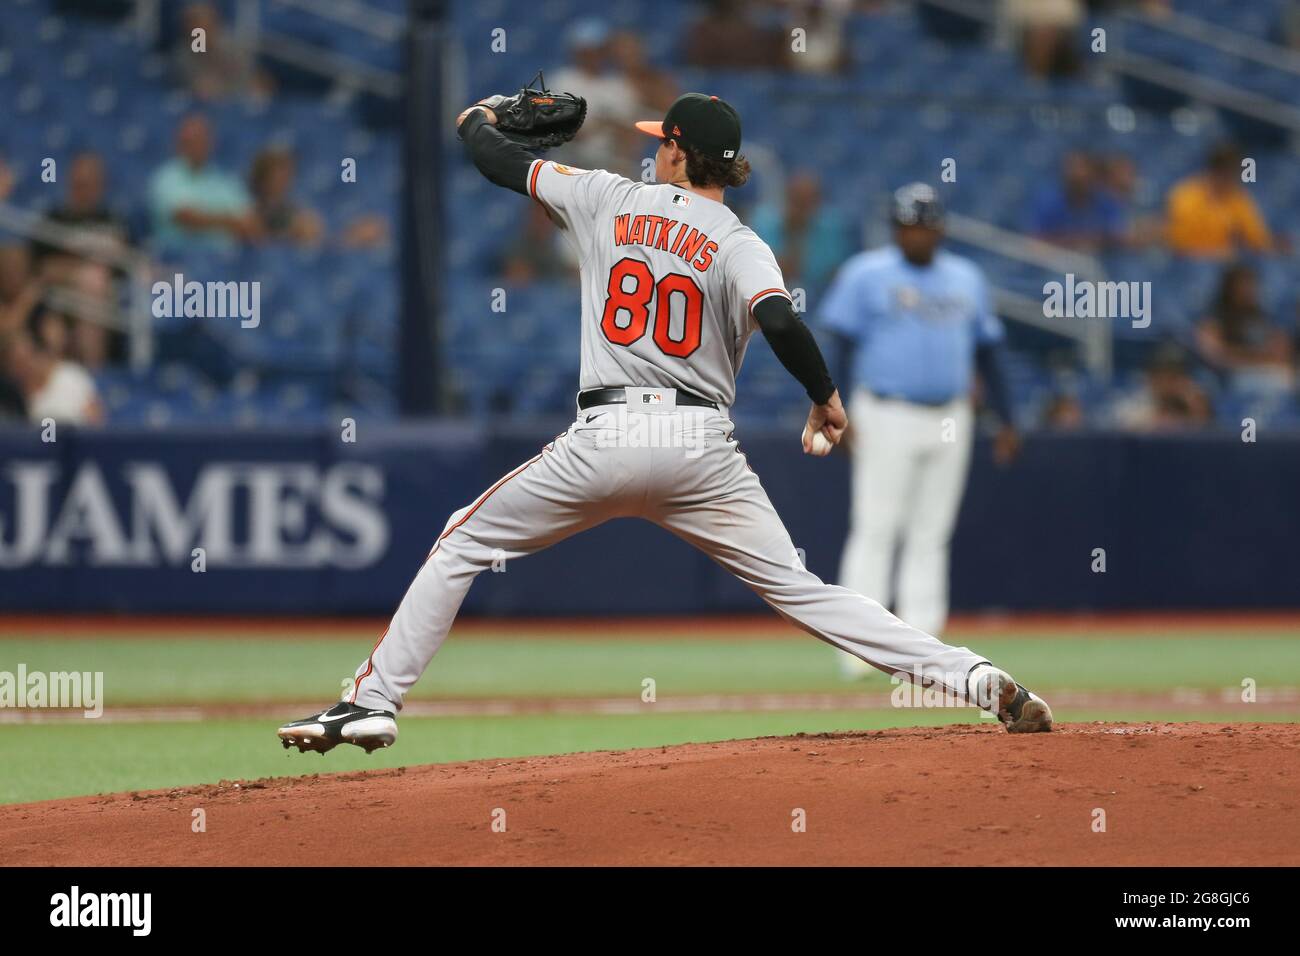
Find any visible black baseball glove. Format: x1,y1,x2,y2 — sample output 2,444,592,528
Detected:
477,71,587,151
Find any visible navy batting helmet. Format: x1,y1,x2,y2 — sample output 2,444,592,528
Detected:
890,182,945,228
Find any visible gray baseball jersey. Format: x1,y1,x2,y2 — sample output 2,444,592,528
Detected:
525,159,791,407
345,163,997,721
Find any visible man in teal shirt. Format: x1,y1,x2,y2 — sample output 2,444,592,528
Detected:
148,114,255,252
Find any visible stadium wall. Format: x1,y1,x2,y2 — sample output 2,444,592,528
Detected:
0,424,1291,613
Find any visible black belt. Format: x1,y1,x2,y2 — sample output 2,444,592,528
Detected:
578,387,718,410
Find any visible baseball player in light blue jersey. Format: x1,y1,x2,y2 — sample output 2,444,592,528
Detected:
821,184,1020,678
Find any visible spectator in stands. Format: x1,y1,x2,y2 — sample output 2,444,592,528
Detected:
1280,1,1300,49
1001,0,1083,79
750,171,852,297
1099,152,1164,246
1112,342,1213,431
1102,153,1138,204
29,152,127,367
1195,263,1293,392
31,307,72,360
608,31,677,113
172,2,271,103
247,146,389,250
1029,151,1127,251
0,370,22,420
26,301,113,373
0,154,16,246
548,20,640,173
500,203,571,284
0,244,41,340
1042,391,1085,429
0,153,13,203
787,0,853,75
685,0,789,70
149,114,257,252
32,152,128,274
0,330,103,425
1166,143,1276,258
249,148,324,247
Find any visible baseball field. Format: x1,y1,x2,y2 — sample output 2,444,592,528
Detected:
2,614,1297,865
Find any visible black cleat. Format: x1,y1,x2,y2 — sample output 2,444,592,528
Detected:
971,667,1054,733
277,702,398,754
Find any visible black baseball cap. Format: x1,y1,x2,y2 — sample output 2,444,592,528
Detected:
635,93,741,162
890,182,945,228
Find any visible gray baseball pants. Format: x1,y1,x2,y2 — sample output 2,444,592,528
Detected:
349,398,989,711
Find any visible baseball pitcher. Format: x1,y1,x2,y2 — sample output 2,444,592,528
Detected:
278,88,1051,754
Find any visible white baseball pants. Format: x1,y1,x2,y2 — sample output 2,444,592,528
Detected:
350,398,988,712
838,389,974,663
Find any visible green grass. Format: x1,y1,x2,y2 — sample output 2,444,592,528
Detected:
0,710,939,805
2,630,1298,704
0,626,1296,804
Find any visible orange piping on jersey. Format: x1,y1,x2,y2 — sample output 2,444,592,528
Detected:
748,287,792,314
528,160,544,200
349,624,389,703
350,444,554,705
428,451,545,556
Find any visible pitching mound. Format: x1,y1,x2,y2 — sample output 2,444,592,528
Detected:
3,723,1297,866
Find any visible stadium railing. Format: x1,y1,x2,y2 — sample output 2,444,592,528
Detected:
0,201,156,370
945,212,1113,383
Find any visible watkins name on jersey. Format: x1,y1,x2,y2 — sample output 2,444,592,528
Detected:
612,211,718,273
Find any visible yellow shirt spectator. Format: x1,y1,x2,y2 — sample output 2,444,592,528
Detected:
1166,174,1272,258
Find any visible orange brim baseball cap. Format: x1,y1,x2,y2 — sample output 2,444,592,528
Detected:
633,93,741,160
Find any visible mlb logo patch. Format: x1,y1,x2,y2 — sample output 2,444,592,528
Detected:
723,149,735,159
624,385,676,410
672,193,691,208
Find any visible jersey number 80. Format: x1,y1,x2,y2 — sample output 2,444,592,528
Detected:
600,258,703,359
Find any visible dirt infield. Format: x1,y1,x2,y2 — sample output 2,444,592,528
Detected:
3,723,1297,866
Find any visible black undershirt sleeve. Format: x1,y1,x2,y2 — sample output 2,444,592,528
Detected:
975,340,1014,425
752,296,837,405
457,109,535,196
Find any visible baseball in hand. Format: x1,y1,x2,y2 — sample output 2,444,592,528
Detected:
802,425,833,457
